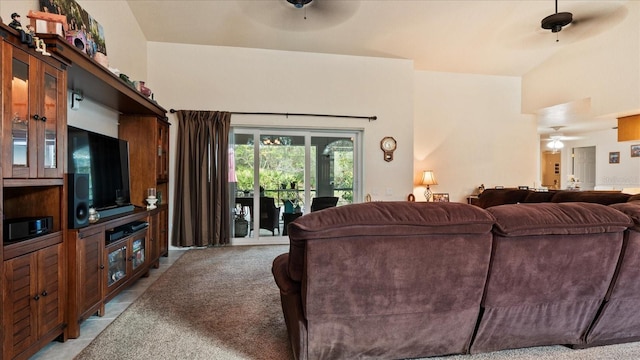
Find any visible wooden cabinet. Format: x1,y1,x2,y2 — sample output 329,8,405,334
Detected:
120,116,170,262
149,206,169,268
119,115,170,207
0,27,68,359
104,227,148,301
66,210,161,338
66,225,104,338
0,23,170,354
3,238,65,360
2,42,66,180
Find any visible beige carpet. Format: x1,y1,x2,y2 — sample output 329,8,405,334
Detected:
75,245,293,360
75,245,640,360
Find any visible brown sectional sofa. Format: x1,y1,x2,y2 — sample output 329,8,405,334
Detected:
475,188,632,208
272,200,638,359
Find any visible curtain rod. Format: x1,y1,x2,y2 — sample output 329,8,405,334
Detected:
169,109,377,122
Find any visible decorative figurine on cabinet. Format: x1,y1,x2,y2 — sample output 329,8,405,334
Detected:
9,12,22,30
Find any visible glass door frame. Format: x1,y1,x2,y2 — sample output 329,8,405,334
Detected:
230,127,363,245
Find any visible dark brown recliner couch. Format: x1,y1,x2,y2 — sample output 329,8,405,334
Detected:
582,201,640,346
272,202,495,359
471,202,631,353
273,201,634,359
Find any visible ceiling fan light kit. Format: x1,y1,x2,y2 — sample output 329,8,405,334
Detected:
541,12,573,33
287,0,312,9
541,0,573,36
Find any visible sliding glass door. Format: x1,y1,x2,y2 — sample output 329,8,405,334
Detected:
230,128,361,244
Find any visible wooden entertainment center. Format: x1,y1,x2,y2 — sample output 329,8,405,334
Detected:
1,23,170,359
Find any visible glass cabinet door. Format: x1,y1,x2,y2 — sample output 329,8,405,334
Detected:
7,48,33,178
42,67,59,172
131,236,146,271
3,43,65,179
106,244,127,287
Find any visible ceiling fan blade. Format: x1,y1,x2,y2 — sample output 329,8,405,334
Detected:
563,2,628,39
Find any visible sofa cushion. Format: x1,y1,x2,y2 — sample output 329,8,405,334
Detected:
628,194,640,202
522,190,556,203
286,201,495,283
610,202,640,231
551,190,631,205
476,189,530,208
488,202,632,237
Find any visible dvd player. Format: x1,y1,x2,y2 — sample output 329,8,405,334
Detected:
4,216,53,243
105,220,149,245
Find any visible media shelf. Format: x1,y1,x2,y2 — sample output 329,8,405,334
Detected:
66,208,165,338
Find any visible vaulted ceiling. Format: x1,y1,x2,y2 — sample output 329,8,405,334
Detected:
126,0,631,135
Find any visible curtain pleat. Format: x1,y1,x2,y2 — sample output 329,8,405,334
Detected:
172,110,231,247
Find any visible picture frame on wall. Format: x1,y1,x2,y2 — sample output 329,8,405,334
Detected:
432,193,450,202
609,151,620,164
632,145,640,158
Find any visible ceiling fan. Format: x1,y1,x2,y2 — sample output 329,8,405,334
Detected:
238,0,360,30
541,126,582,153
538,0,629,43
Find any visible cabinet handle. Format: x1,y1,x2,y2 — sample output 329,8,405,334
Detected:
33,295,40,301
41,116,47,122
32,114,40,121
41,291,48,297
100,265,105,269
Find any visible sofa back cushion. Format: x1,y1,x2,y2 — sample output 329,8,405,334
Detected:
490,202,632,237
287,202,496,358
476,189,530,208
551,190,631,205
522,190,556,203
586,202,640,345
471,203,631,353
287,201,495,282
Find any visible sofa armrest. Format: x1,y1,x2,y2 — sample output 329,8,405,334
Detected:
272,253,300,296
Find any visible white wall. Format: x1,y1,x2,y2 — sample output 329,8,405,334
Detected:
413,71,539,202
561,128,640,190
147,42,416,203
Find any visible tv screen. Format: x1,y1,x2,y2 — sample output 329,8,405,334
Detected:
68,126,131,211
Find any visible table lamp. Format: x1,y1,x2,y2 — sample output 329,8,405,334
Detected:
421,170,438,201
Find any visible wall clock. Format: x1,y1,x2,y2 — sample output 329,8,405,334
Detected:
380,136,397,162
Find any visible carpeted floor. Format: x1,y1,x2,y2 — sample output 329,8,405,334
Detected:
75,245,293,360
75,245,640,360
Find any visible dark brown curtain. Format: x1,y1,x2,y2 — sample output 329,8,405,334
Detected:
172,110,231,247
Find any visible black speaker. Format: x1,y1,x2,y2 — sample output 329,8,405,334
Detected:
68,173,90,229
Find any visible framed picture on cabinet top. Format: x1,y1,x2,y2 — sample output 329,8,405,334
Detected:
609,151,620,164
432,193,450,202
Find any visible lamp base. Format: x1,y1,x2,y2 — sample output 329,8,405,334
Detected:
424,186,432,202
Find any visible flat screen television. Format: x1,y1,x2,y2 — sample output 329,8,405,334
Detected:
68,126,134,218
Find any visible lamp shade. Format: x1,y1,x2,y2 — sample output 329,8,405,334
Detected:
421,170,438,186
